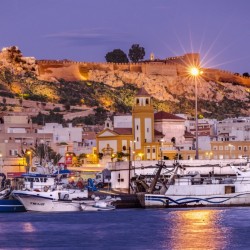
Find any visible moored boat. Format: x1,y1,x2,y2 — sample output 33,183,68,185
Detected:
143,160,250,208
12,172,88,212
80,196,116,211
0,199,26,212
0,173,26,212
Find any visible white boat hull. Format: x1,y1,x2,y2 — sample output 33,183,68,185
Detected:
145,183,250,207
14,194,81,212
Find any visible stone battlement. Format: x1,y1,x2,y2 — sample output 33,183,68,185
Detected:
36,53,250,87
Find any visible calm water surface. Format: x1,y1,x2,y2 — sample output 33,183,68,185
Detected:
0,207,250,249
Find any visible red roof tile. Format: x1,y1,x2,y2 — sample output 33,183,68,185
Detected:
113,128,132,135
184,131,195,137
136,88,150,96
154,111,185,120
154,129,164,136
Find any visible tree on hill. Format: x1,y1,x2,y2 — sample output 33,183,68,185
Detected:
243,72,250,77
32,111,64,125
105,49,129,63
128,44,145,63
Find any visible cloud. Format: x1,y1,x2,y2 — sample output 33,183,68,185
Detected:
44,28,131,46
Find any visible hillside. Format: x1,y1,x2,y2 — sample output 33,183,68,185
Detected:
0,47,249,122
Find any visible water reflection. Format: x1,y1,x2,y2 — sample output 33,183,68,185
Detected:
22,222,36,233
167,209,231,250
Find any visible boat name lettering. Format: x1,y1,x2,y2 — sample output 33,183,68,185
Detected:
30,202,45,206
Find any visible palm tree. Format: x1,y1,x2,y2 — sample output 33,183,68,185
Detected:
30,143,62,165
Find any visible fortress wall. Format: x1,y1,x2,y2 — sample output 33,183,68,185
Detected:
130,64,143,73
143,62,177,76
205,68,250,87
165,53,200,66
113,63,130,71
241,77,250,86
38,62,82,81
36,59,250,87
37,60,179,80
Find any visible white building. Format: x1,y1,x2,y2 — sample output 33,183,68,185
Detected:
154,111,186,144
215,117,250,141
37,123,82,143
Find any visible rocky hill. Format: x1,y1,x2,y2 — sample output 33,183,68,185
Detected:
0,47,249,121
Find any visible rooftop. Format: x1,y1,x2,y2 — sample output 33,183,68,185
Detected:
154,111,185,120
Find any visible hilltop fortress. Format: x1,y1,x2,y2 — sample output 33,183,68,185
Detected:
37,53,250,87
0,46,249,87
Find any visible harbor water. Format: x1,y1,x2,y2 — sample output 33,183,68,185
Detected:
1,207,250,249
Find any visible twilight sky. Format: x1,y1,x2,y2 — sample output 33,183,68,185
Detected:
1,0,250,73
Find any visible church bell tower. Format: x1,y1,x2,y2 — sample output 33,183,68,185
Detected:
132,88,154,151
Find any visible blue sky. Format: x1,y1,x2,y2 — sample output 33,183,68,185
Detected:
1,0,250,73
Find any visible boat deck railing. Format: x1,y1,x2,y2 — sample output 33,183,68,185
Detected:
173,176,243,186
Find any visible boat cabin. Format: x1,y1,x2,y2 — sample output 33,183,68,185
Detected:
22,174,56,191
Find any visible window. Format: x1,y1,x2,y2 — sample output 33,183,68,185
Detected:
213,146,217,150
122,146,126,151
147,148,150,153
9,149,18,156
137,137,139,142
219,146,223,150
152,148,156,153
136,98,139,104
117,173,124,182
238,146,242,151
147,128,149,132
136,125,139,130
146,99,149,105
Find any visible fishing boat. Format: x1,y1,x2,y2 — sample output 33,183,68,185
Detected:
12,172,88,212
0,187,25,212
0,173,26,212
143,160,250,208
0,199,26,212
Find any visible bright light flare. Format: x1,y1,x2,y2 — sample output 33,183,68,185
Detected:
190,67,200,76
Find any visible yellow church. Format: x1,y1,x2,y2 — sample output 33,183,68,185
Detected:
96,88,175,161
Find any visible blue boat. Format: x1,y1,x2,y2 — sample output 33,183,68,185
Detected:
0,199,26,212
0,173,26,212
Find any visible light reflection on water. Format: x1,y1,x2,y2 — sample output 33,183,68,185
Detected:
0,208,250,249
22,222,36,233
166,209,231,250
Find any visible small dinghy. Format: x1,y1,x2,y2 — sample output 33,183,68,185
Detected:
81,196,116,211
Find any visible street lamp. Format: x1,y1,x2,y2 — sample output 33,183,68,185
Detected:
206,151,213,160
189,66,203,160
26,150,32,172
138,153,143,160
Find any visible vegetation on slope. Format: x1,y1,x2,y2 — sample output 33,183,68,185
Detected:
0,64,249,124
